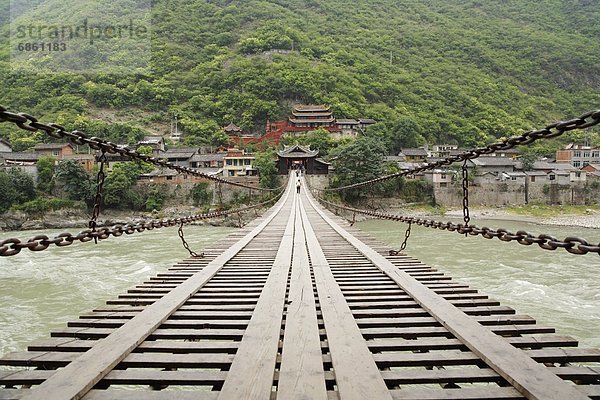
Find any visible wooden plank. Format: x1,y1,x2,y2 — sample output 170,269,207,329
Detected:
85,390,218,400
298,195,392,400
19,184,293,400
277,196,328,399
218,192,297,400
389,387,524,400
305,193,590,400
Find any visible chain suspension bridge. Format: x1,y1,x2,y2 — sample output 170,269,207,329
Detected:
0,107,599,399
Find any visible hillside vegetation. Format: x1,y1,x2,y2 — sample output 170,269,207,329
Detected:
0,0,598,152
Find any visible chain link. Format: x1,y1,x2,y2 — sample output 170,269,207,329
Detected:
326,109,600,192
178,222,203,258
319,197,600,257
89,150,108,242
0,105,281,193
0,190,283,257
462,160,470,235
389,222,412,256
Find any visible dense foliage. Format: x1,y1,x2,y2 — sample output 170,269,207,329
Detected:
0,0,598,151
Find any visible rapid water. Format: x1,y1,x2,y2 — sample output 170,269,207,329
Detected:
0,225,235,356
0,218,598,357
357,218,600,349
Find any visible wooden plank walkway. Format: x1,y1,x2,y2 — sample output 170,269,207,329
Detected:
1,176,599,399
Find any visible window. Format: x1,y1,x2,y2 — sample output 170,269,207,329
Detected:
233,159,238,166
575,172,581,178
245,159,251,165
511,176,517,181
229,171,235,177
574,151,581,157
226,159,232,166
573,161,581,167
166,176,173,181
530,176,536,182
52,150,59,156
549,174,556,181
583,161,590,167
439,182,447,188
583,152,590,158
593,151,600,158
440,174,447,180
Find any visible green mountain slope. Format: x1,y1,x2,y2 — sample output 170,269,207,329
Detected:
0,0,598,150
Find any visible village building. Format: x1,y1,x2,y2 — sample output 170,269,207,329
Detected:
33,143,74,159
62,154,96,172
276,144,329,175
556,143,600,168
190,153,225,169
399,148,428,163
223,148,256,177
160,148,198,168
137,136,166,153
429,144,458,158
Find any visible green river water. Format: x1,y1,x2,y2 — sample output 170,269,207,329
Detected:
0,218,598,357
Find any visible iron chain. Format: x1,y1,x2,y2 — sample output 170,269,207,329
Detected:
320,197,600,257
390,222,412,256
0,105,280,193
326,109,600,192
462,160,470,233
178,222,204,258
0,192,282,257
89,150,108,242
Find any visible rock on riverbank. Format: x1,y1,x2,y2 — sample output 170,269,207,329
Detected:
0,206,261,233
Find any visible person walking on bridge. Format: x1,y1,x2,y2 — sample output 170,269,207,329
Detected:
296,179,301,194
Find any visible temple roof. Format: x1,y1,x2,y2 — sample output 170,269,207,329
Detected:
289,118,335,124
293,104,331,112
277,144,319,158
224,123,242,133
291,111,333,118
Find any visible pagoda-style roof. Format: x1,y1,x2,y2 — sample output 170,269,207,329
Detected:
277,144,319,159
291,111,333,118
224,123,242,133
289,118,335,124
293,104,331,113
337,119,359,125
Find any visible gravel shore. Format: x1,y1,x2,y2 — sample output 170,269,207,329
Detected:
444,208,600,229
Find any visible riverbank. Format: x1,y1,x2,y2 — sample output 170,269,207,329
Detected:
0,206,260,233
2,203,600,233
388,204,600,229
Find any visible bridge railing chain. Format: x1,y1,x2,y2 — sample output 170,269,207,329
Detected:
316,196,600,257
0,105,281,193
0,190,283,257
326,109,600,192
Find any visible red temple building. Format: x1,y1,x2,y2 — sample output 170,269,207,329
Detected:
227,104,375,146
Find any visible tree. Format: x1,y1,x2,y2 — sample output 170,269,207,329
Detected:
55,160,94,205
36,156,56,194
0,171,18,213
254,147,280,189
329,136,387,201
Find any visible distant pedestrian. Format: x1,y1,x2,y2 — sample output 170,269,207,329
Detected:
296,180,301,194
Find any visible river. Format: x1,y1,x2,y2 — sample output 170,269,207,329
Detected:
0,218,598,357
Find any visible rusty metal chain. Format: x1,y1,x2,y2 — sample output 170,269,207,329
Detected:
89,150,108,242
389,222,412,256
326,109,600,192
0,105,281,193
318,197,600,256
462,160,470,234
0,191,283,257
178,222,204,258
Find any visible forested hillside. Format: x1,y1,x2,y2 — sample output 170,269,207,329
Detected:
0,0,598,152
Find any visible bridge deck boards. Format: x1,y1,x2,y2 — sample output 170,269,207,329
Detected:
1,177,599,399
